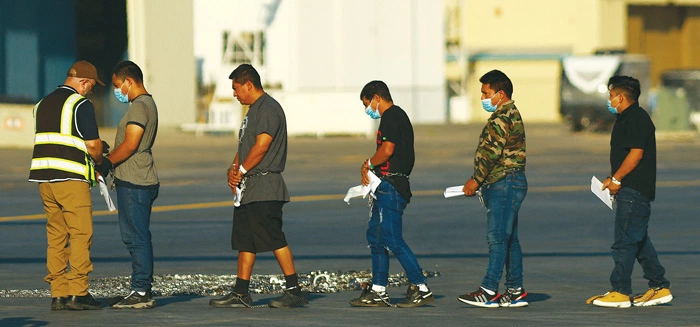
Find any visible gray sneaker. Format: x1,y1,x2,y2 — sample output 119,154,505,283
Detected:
111,291,156,309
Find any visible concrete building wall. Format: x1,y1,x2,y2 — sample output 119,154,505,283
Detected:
127,0,196,127
462,0,625,56
266,0,445,129
0,104,34,148
447,0,631,123
468,61,561,123
191,0,445,136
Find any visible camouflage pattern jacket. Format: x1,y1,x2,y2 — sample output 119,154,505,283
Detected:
472,100,526,186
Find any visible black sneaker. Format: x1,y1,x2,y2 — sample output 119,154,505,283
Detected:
268,287,309,308
349,283,392,307
499,287,529,307
111,290,156,309
458,287,499,308
397,284,434,308
209,292,253,308
51,297,66,311
65,292,103,310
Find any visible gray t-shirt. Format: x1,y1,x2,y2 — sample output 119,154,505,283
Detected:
238,93,289,204
113,94,159,186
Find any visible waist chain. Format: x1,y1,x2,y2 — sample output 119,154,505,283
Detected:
381,172,409,180
240,171,281,193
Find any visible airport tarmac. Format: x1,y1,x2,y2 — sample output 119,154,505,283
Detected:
1,122,699,326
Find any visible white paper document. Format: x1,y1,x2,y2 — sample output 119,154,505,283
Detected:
591,176,614,210
97,176,116,211
344,171,382,204
233,187,242,207
444,185,466,198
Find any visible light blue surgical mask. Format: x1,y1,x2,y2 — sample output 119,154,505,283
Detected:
114,81,131,103
481,92,501,112
607,95,620,114
365,99,381,119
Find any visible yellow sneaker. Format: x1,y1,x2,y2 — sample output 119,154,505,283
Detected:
590,291,631,308
633,287,673,307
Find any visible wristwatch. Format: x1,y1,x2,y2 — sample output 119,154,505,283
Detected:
611,177,621,185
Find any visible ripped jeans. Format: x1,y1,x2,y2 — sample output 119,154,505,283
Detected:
366,180,426,287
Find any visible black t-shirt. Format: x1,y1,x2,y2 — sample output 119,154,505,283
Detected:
75,98,99,140
373,105,414,202
610,103,656,201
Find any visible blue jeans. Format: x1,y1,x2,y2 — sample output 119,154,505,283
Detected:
366,180,427,287
610,187,670,295
480,170,527,292
116,184,159,292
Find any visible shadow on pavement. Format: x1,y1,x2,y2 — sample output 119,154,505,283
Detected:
0,317,49,327
526,293,551,303
155,295,205,307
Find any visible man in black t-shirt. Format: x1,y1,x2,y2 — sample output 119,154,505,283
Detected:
349,80,434,308
587,75,672,308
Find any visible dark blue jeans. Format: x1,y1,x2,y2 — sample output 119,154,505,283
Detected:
116,184,159,292
480,170,527,292
610,187,670,295
366,180,427,287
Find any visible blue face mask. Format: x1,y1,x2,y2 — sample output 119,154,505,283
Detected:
607,95,620,114
481,92,501,112
114,81,131,103
365,99,381,119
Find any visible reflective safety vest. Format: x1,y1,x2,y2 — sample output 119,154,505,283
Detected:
29,92,97,186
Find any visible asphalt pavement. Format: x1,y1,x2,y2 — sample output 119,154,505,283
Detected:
1,122,699,327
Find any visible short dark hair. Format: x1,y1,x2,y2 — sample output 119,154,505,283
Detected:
607,75,640,102
229,64,263,90
479,70,513,98
112,60,143,83
360,80,393,102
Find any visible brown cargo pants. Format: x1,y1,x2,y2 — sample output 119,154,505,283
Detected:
38,180,94,297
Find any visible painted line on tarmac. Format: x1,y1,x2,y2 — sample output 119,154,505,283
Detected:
2,180,699,222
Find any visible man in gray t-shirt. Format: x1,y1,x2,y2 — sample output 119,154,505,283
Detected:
98,61,159,309
209,64,307,309
112,94,158,186
235,92,289,204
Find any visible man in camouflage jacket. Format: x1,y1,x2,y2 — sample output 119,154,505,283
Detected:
458,70,529,308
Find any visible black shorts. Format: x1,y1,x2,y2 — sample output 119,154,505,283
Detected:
231,201,288,253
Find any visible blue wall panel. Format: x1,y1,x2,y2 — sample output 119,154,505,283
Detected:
44,56,75,94
5,30,39,101
0,0,76,103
